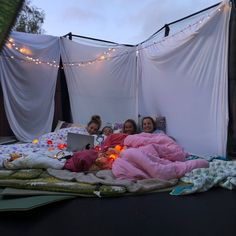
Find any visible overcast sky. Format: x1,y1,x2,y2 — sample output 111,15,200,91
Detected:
31,0,220,44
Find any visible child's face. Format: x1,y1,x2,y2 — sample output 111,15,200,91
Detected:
142,118,154,133
103,127,113,136
123,122,135,135
87,123,99,135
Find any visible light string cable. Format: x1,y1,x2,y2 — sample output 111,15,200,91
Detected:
1,37,59,68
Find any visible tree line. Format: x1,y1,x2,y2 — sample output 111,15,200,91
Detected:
13,0,45,34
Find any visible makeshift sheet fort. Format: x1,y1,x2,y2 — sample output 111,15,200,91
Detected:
0,1,231,158
0,1,235,209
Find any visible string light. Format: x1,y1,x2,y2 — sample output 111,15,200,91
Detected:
62,47,117,68
3,38,60,68
1,3,228,68
4,37,118,69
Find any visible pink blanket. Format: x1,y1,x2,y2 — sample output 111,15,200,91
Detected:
112,133,209,180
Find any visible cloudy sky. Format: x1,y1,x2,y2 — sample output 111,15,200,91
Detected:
31,0,220,44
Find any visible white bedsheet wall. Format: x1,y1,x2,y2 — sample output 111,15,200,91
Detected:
0,32,60,142
138,1,230,157
60,38,138,126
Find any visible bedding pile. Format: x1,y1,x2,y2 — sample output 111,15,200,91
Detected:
0,169,178,197
0,127,235,200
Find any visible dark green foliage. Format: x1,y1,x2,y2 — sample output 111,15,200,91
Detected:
13,0,45,34
0,0,24,51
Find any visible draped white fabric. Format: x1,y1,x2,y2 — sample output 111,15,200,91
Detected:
138,1,230,157
60,38,138,125
0,1,231,158
0,32,60,142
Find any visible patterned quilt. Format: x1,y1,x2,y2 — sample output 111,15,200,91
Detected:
171,159,236,195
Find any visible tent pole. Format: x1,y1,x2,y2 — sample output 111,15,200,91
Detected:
228,0,236,159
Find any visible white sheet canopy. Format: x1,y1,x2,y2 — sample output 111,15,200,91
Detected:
0,1,231,157
59,39,138,126
0,32,60,142
137,1,230,157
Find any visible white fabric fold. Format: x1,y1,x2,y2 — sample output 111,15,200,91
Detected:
60,38,138,125
138,1,230,157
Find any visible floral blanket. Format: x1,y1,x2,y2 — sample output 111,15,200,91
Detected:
0,127,95,170
171,159,236,195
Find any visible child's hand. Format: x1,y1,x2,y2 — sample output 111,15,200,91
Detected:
9,153,22,161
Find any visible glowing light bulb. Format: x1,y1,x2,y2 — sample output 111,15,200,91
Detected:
32,139,39,144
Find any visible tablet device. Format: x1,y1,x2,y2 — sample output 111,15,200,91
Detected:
67,133,95,152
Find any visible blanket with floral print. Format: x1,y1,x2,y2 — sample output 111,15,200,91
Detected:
171,159,236,195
